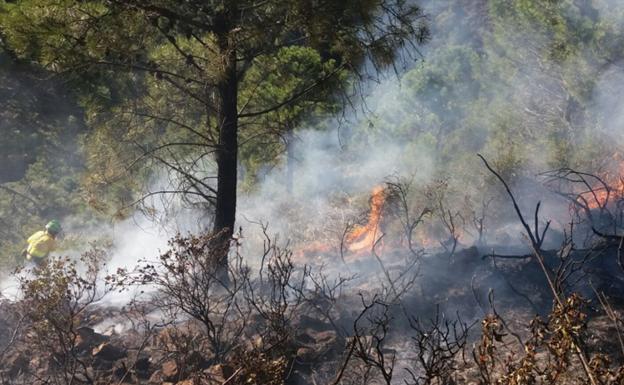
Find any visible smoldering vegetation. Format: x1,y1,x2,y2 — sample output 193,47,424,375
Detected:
2,185,624,385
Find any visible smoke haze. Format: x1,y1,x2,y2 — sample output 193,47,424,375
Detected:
4,0,624,307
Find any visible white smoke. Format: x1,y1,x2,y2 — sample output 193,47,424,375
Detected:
5,0,624,306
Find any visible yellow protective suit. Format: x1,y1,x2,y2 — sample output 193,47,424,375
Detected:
26,230,56,260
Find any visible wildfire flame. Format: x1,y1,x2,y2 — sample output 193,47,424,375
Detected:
345,186,386,253
293,186,387,262
579,157,624,210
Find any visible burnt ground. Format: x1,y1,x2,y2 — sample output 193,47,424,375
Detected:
0,240,623,384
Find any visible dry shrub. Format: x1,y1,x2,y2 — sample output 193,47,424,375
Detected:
469,294,624,385
118,228,316,383
130,229,246,360
16,248,113,384
230,350,289,385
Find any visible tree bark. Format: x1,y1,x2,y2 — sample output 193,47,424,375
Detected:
214,49,238,237
213,10,238,280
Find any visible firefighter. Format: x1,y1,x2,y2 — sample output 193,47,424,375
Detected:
22,220,62,265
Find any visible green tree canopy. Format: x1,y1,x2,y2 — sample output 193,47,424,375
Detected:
0,0,430,272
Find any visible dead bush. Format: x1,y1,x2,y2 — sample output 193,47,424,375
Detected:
15,247,113,384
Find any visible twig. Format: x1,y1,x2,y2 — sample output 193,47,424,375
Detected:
221,367,243,385
478,154,598,385
329,339,357,385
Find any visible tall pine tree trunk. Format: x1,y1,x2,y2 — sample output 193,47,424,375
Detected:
213,10,238,279
214,50,238,237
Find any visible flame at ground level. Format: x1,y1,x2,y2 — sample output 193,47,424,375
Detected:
578,155,624,210
345,186,386,253
292,186,387,261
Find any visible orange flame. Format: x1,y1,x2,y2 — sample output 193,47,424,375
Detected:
418,233,436,248
579,157,624,210
293,186,387,262
345,186,386,253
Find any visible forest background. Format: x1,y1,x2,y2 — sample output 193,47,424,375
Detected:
1,0,624,267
